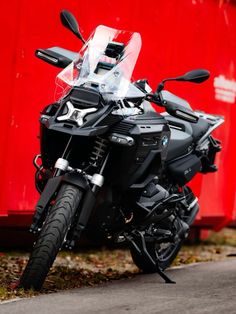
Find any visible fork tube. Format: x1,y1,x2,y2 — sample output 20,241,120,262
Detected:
53,136,73,177
62,135,73,159
99,151,110,175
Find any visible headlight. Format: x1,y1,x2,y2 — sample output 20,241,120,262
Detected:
57,101,97,126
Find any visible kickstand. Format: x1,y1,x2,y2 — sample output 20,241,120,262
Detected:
136,231,176,284
155,266,176,284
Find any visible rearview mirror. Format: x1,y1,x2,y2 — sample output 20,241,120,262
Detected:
157,69,210,93
174,69,210,83
60,10,85,44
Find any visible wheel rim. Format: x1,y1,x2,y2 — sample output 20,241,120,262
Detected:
155,242,179,263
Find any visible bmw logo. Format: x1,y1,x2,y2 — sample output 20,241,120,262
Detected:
161,135,169,147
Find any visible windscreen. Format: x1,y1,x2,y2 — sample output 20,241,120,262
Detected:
56,25,144,100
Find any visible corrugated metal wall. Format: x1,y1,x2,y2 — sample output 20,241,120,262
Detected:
0,0,235,229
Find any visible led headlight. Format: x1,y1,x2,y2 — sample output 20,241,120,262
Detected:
57,101,97,126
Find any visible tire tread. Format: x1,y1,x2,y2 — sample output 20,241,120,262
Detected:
20,184,82,290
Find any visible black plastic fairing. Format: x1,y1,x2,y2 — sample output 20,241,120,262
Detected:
40,102,121,137
163,112,210,161
167,154,201,186
166,128,193,161
48,122,109,136
104,112,170,189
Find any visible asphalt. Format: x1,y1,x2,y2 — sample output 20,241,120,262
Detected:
1,259,236,314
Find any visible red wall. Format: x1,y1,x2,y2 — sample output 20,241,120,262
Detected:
0,0,236,229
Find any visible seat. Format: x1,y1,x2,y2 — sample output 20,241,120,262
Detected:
191,118,210,141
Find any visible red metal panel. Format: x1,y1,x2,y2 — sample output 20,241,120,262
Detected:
0,1,22,216
0,0,235,229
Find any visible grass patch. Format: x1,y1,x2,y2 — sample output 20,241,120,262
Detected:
203,228,236,246
0,248,139,301
1,228,236,301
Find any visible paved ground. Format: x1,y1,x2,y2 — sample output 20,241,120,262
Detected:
1,259,236,314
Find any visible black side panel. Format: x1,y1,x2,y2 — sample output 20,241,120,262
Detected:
166,129,193,161
167,154,201,186
105,113,170,189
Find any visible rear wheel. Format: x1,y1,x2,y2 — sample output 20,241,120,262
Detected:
130,187,197,273
130,240,182,273
20,184,82,290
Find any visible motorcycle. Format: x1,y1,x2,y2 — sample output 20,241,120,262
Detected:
20,10,224,290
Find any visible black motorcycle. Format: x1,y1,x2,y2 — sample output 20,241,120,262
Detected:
20,10,224,290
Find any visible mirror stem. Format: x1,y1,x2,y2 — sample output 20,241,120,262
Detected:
156,81,165,93
78,35,86,44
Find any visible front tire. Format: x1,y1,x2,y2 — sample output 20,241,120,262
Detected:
20,184,82,290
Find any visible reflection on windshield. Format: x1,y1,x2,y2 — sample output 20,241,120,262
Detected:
57,25,144,100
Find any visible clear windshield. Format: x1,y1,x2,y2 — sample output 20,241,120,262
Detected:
56,25,144,100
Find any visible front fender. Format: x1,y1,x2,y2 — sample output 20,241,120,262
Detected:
35,172,90,216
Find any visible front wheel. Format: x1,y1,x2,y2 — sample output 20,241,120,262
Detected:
20,184,82,290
